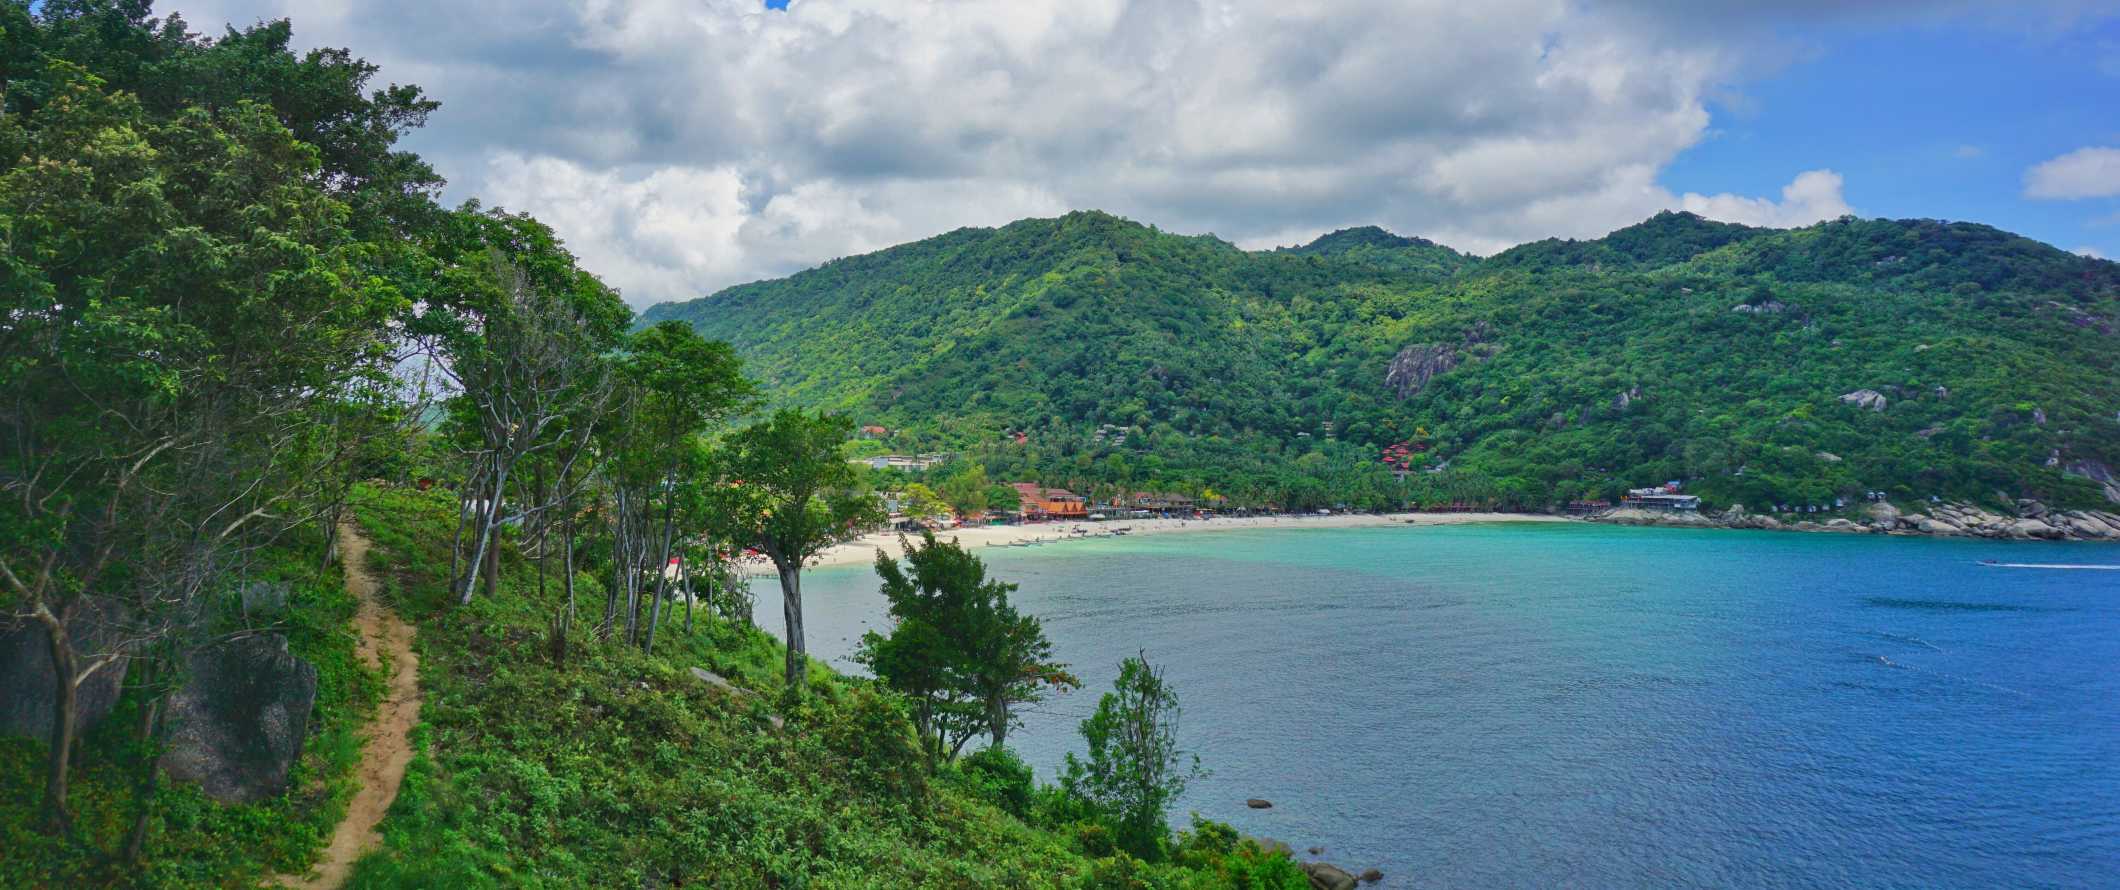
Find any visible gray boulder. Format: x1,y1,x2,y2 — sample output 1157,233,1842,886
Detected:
1301,862,1360,890
2006,519,2064,540
1838,389,1888,411
1,610,130,741
161,634,318,804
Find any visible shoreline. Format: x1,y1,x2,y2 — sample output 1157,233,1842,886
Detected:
740,501,2120,578
750,511,1573,572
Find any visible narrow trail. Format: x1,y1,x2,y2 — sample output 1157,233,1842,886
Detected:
274,523,421,889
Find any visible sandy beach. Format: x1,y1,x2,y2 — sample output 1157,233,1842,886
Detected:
744,511,1574,573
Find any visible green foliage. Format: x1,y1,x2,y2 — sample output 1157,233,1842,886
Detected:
1062,654,1203,862
341,484,1087,887
334,484,1314,888
860,532,1072,765
956,745,1036,818
647,210,2120,514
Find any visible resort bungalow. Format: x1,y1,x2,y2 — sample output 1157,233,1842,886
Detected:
1128,491,1196,512
1620,482,1701,512
852,453,948,472
1010,482,1088,520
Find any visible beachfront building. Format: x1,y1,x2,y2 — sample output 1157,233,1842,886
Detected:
1620,482,1701,511
1010,482,1088,519
1128,491,1195,511
852,453,950,472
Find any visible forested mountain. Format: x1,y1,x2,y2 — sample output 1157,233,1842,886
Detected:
645,211,2120,512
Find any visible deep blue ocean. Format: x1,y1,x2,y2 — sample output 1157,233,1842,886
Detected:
759,522,2120,888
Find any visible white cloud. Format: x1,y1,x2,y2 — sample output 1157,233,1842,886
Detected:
2075,245,2107,259
1678,169,1853,228
2025,146,2120,199
164,1,2064,305
1954,144,1985,159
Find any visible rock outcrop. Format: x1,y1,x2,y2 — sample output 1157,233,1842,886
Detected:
0,606,131,741
691,667,785,729
1301,862,1359,890
1386,322,1496,400
1384,344,1460,400
1838,389,1887,411
2064,459,2120,504
161,634,318,804
1595,499,2120,542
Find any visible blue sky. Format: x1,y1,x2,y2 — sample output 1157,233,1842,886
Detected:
1669,16,2119,257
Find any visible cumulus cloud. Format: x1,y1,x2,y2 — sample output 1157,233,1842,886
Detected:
162,1,2052,304
1678,169,1853,228
2025,146,2120,199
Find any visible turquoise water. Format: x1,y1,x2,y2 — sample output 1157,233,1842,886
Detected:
760,523,2120,888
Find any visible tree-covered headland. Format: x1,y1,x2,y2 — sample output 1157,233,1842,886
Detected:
0,3,1321,886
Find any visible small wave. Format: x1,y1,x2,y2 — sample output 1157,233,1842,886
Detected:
1862,630,1944,652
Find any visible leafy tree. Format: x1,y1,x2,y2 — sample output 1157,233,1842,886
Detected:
859,532,1072,766
0,59,401,831
604,321,753,650
722,410,882,691
901,482,953,521
935,462,994,515
1061,652,1202,860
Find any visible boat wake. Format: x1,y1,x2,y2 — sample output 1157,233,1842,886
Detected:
1979,562,2120,570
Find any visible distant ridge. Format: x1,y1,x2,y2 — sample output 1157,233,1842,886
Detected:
645,210,2120,511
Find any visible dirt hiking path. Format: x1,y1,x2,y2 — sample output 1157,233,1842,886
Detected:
274,523,421,889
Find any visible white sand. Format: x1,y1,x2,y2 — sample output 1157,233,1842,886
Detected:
743,511,1573,573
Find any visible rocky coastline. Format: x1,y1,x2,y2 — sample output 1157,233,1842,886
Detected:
1595,499,2120,542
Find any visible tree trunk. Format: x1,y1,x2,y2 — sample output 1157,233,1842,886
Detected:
482,526,501,598
988,695,1009,749
643,479,676,654
562,492,577,620
39,618,77,833
125,659,169,864
460,460,510,605
682,559,694,635
534,462,547,601
320,498,342,570
777,560,806,692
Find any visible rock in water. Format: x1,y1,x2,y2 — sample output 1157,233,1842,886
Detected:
0,608,131,740
1300,862,1360,890
1359,868,1384,883
1247,798,1274,809
162,634,318,803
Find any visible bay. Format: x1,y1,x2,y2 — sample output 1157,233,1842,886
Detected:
759,522,2120,888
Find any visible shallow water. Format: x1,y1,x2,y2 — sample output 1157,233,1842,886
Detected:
759,522,2120,888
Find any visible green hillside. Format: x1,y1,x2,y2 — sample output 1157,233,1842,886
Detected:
644,211,2120,512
